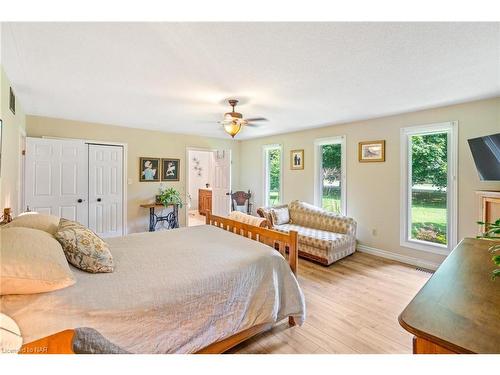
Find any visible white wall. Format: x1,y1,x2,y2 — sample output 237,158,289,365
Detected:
188,150,213,210
0,65,26,216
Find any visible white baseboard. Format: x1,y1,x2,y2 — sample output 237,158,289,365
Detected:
356,244,441,271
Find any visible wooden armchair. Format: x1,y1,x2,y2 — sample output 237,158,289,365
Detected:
230,190,252,215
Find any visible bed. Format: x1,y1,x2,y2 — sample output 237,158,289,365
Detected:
2,214,305,354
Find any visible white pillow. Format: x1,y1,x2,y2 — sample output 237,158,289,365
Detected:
271,207,290,225
0,227,76,295
3,212,60,236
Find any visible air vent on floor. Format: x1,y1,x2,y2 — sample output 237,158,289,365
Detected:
415,267,434,274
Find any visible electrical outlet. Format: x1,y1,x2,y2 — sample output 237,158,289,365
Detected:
372,229,377,236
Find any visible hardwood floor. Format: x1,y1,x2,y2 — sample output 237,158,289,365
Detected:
229,252,432,354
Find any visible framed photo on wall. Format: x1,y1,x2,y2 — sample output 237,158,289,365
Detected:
139,157,160,181
290,149,304,170
358,140,385,162
161,158,180,181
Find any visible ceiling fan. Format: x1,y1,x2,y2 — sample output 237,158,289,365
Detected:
218,99,268,138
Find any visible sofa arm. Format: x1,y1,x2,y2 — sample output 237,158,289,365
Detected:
256,204,288,227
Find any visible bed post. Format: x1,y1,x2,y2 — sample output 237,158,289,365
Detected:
288,230,298,327
205,210,211,225
288,230,298,275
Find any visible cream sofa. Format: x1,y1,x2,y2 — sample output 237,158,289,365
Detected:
257,200,357,265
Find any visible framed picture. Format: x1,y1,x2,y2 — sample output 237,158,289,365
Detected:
161,158,180,181
139,157,160,182
359,140,385,162
290,149,304,170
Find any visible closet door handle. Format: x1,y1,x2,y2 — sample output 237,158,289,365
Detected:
77,199,83,203
97,198,102,202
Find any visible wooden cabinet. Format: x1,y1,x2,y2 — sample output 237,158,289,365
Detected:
399,238,500,354
477,191,500,224
198,189,212,216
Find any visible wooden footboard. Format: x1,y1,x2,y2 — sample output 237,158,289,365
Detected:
205,211,299,275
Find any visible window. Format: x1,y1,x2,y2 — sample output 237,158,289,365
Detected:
263,144,282,207
314,136,346,214
401,122,458,254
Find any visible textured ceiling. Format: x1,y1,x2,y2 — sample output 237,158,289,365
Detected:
2,22,499,139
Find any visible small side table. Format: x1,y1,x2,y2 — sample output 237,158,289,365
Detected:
140,203,179,232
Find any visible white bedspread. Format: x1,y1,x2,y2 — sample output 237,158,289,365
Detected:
0,225,306,353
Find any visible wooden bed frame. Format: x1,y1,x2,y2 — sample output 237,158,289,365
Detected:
19,214,300,354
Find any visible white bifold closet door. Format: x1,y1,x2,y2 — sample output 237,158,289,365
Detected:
88,144,123,238
25,138,89,223
25,138,124,237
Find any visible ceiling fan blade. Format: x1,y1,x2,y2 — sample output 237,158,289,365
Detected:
245,123,262,127
244,117,268,122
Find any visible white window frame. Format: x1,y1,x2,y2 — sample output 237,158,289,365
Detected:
314,136,347,215
400,121,458,255
263,144,283,207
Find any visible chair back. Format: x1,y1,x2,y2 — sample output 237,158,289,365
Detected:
230,190,252,214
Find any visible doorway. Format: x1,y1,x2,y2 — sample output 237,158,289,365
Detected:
186,148,231,227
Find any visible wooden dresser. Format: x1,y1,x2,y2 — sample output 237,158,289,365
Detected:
198,188,212,216
399,238,500,354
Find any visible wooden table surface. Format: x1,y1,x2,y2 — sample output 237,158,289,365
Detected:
399,238,500,354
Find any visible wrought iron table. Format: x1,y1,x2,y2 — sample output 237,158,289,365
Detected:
140,203,179,232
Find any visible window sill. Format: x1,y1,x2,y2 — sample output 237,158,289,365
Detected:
400,239,450,255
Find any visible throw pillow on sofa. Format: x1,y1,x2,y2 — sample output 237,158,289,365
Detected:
271,207,290,225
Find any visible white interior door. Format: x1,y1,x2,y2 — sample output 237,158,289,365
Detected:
212,150,231,217
25,137,88,223
88,144,123,237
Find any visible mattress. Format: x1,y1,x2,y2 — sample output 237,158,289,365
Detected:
0,225,306,353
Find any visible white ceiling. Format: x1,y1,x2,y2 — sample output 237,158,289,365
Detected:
2,22,499,139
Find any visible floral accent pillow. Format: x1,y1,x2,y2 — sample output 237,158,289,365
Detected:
55,219,114,273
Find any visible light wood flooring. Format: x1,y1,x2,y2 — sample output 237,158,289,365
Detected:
229,252,432,354
188,210,206,227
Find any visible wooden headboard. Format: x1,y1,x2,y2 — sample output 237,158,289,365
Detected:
205,211,298,274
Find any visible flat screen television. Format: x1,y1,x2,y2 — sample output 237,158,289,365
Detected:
468,133,500,181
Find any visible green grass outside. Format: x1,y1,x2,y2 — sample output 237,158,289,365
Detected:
411,190,447,245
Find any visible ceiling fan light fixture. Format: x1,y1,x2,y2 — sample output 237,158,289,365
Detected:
223,121,242,138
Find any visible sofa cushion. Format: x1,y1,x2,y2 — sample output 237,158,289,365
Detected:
274,223,352,251
271,207,290,225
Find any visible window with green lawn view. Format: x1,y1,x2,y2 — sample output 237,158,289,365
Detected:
315,137,345,214
402,122,457,252
264,145,282,207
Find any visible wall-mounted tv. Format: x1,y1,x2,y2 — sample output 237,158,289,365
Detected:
468,133,500,181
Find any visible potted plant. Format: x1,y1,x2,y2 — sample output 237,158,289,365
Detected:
158,186,184,208
477,218,500,280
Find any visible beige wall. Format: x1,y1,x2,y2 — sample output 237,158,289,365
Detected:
0,65,26,216
239,97,500,265
26,115,240,233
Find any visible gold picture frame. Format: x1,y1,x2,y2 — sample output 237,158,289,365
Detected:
290,149,304,170
358,140,385,162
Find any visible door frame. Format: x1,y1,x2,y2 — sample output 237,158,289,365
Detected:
185,146,231,225
40,136,128,235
